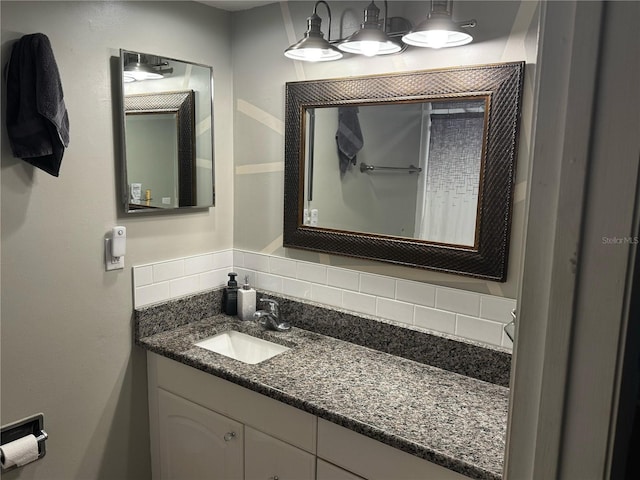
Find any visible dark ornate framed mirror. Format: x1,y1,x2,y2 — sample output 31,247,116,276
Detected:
284,62,524,281
125,91,195,210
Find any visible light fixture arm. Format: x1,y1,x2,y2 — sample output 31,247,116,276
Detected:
429,0,476,29
313,0,334,41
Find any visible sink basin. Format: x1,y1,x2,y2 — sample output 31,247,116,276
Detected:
195,330,290,364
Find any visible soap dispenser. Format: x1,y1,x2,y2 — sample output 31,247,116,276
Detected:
223,272,238,315
237,276,257,321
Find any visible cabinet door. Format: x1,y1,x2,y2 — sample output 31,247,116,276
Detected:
245,426,315,480
317,459,365,480
158,388,243,480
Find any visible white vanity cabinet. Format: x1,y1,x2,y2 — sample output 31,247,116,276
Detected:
245,426,315,480
147,352,471,480
317,419,468,480
317,459,365,480
156,388,243,480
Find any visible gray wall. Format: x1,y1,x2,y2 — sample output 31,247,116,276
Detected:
232,0,540,298
0,1,233,478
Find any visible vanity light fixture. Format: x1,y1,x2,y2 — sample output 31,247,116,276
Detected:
402,0,476,49
123,53,173,82
337,1,401,57
284,0,343,62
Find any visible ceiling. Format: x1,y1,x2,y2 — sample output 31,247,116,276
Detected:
197,1,276,11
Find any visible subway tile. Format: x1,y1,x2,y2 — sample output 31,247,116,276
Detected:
311,284,343,308
360,274,396,298
342,291,377,316
327,267,360,291
214,250,234,269
396,280,436,307
170,275,200,299
270,257,297,278
414,306,456,334
244,252,270,272
153,260,185,283
297,262,327,284
133,265,153,287
256,272,283,293
233,268,257,289
282,278,312,299
184,254,215,275
455,314,503,347
135,282,170,308
501,329,514,350
376,298,414,325
480,295,517,323
435,287,480,316
233,250,245,268
200,268,229,290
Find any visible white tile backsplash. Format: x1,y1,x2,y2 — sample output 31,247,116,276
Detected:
153,259,185,283
269,257,297,278
184,254,215,275
342,290,377,316
435,287,481,317
456,314,504,346
360,273,396,299
414,306,456,334
376,298,414,325
311,284,343,308
297,262,327,284
133,250,233,308
133,265,153,287
170,275,200,298
480,295,517,324
133,249,514,350
135,282,170,307
327,267,359,291
396,279,436,307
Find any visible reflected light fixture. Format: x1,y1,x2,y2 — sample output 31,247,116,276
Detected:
338,1,401,57
123,53,164,81
284,0,343,62
402,0,476,49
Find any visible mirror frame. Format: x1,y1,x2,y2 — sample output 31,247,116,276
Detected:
284,62,525,281
124,91,196,210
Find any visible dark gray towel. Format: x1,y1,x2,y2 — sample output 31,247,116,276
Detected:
336,106,363,174
6,33,69,177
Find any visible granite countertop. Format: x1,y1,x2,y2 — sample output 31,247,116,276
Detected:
137,313,509,480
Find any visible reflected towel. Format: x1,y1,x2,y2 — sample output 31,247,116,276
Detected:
6,33,70,177
336,106,363,174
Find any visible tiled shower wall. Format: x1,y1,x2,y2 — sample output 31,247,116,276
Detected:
133,249,515,350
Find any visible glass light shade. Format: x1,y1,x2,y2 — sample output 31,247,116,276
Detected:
402,15,473,48
285,11,343,62
123,63,164,81
338,28,401,56
284,36,343,62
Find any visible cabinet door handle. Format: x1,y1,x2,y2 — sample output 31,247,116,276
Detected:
223,431,236,442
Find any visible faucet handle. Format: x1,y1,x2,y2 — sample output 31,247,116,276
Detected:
259,298,279,315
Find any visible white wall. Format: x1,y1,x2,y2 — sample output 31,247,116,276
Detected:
0,1,233,478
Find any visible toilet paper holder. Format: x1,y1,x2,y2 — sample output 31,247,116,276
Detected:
1,413,47,472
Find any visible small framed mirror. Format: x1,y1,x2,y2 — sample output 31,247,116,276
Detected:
119,50,214,213
284,62,525,281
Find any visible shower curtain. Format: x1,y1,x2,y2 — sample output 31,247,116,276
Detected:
414,107,484,246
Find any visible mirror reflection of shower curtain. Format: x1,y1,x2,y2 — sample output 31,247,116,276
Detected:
415,108,484,246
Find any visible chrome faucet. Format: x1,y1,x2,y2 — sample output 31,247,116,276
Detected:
254,298,291,331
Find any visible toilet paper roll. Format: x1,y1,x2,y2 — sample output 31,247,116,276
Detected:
0,434,39,469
